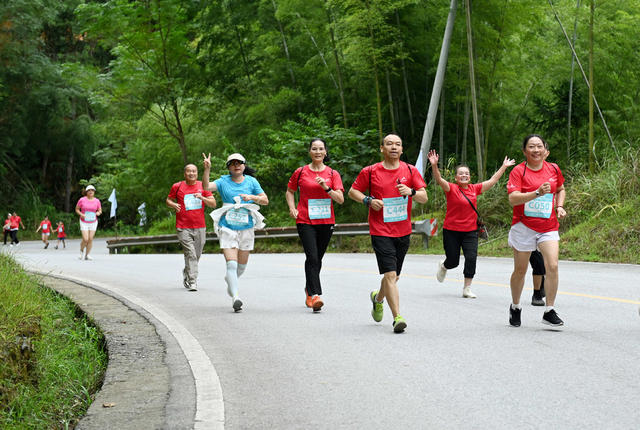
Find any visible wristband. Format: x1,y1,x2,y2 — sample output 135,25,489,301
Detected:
363,196,372,207
557,206,564,209
411,188,417,196
535,190,540,196
325,187,332,193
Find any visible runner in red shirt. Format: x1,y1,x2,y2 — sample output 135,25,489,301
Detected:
428,150,514,298
9,212,25,245
349,134,428,333
506,134,567,328
286,138,344,312
167,163,216,291
2,214,10,245
55,221,66,249
36,216,53,249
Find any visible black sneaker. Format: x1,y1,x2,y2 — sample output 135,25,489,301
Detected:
531,290,545,306
509,306,521,327
542,309,564,327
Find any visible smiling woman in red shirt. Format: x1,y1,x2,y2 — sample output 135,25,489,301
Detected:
428,150,515,299
286,138,345,312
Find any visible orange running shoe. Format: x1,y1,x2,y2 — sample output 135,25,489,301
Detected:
312,296,324,312
305,290,313,308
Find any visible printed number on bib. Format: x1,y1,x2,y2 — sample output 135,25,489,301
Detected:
524,193,553,219
383,197,408,223
184,193,203,211
308,198,331,220
84,211,97,222
225,208,251,228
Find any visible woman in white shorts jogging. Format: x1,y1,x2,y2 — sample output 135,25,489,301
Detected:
75,185,102,260
202,153,269,312
506,134,567,328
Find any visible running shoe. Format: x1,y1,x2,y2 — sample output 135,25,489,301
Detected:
370,291,383,322
45,243,49,249
509,305,521,327
542,309,564,327
311,296,324,312
54,245,58,250
531,290,545,306
187,283,198,292
85,255,93,261
78,252,84,260
393,315,407,333
436,260,447,283
462,286,477,298
305,290,313,308
232,297,243,312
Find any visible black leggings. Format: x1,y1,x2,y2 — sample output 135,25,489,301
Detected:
10,230,19,244
443,228,478,279
297,223,334,296
3,230,9,245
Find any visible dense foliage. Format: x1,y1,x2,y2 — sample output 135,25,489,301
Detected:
2,0,639,232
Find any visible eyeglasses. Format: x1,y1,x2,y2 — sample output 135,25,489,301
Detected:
226,160,245,167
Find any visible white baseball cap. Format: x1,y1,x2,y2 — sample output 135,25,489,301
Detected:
85,185,96,192
226,153,246,165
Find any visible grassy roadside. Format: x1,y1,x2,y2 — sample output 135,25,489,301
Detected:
0,254,107,429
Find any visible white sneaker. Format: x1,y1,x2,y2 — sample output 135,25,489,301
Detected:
462,286,477,298
436,260,447,283
85,255,93,261
78,252,84,260
188,283,198,291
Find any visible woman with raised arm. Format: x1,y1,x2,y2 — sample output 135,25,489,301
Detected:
285,138,344,312
428,150,515,298
203,153,269,313
506,134,567,328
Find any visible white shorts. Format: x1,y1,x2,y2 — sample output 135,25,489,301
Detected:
42,232,50,236
80,220,98,232
508,222,559,252
217,226,255,251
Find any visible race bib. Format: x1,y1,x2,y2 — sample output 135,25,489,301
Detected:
383,197,408,223
84,211,96,222
225,208,251,228
524,194,553,219
308,198,331,220
58,227,63,233
42,224,48,231
184,193,203,211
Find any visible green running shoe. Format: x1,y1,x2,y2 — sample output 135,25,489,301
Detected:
370,290,383,322
393,315,407,333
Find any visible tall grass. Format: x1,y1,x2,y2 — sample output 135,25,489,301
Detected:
0,254,107,429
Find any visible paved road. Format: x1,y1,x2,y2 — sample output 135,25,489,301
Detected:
5,239,640,429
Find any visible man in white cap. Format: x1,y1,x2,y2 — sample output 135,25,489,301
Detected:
167,164,217,291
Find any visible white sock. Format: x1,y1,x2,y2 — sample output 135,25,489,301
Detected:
511,303,522,310
545,306,554,313
225,261,239,298
237,263,247,278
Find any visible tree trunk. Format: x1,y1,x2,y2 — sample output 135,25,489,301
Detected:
395,9,415,137
386,69,396,133
326,4,348,128
172,98,188,165
588,0,594,172
365,0,383,144
272,0,296,90
65,147,74,213
465,0,483,180
462,90,470,164
419,0,457,172
41,152,49,184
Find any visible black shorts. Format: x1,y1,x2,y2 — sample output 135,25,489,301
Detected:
371,234,411,275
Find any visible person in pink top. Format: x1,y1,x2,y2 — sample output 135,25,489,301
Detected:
506,134,567,328
428,150,515,299
3,214,10,245
36,215,53,249
348,134,428,333
286,138,345,312
75,185,102,260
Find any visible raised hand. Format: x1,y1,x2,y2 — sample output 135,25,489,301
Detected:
427,150,439,166
202,152,212,169
503,156,516,168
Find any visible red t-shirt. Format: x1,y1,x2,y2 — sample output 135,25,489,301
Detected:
10,216,21,229
168,181,212,229
507,161,564,233
287,165,344,225
40,220,53,233
57,224,66,238
443,182,484,232
351,162,426,237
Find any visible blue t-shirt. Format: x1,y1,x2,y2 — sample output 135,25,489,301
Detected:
214,175,265,230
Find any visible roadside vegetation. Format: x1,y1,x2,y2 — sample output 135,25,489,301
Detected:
0,254,107,429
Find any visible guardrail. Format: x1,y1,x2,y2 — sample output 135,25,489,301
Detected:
106,219,438,254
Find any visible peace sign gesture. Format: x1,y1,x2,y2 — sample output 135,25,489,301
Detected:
202,153,212,169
